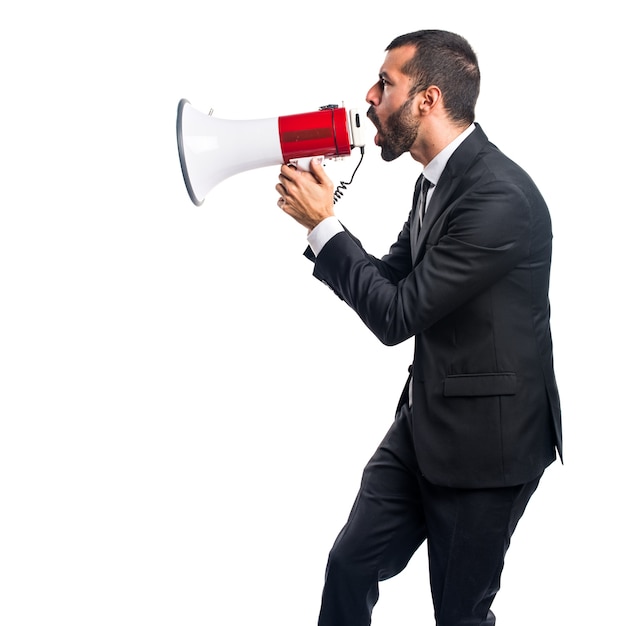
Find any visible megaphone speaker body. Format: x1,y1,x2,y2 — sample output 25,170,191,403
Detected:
176,99,356,206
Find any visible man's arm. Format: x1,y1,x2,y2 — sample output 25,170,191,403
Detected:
276,161,532,346
311,181,532,346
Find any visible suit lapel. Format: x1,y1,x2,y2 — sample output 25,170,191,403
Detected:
414,167,458,256
413,124,490,264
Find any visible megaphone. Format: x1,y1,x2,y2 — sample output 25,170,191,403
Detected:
176,99,365,206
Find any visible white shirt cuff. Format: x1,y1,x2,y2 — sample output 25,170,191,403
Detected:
307,216,344,257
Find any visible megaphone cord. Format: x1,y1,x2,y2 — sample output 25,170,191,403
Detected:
333,147,365,204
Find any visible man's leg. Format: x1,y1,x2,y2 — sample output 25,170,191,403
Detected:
420,474,542,626
318,405,426,626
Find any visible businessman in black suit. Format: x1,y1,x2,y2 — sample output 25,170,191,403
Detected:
276,30,562,626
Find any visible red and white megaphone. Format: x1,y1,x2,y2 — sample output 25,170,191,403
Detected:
176,99,365,206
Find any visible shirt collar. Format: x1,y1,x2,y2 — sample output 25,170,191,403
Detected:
422,123,476,186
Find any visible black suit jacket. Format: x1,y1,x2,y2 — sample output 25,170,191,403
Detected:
308,124,562,489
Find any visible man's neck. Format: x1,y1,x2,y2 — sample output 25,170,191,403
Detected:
410,122,472,166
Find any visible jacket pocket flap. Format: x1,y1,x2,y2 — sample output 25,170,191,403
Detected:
443,373,517,397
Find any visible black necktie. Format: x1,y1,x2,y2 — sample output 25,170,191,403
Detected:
411,176,431,265
417,176,432,228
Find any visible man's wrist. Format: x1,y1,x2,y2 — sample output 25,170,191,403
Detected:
307,216,344,257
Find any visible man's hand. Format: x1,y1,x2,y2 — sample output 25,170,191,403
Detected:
276,158,335,231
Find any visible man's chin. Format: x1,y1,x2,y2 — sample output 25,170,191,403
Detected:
375,135,402,161
380,146,401,162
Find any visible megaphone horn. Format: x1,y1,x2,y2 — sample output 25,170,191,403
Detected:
176,99,365,206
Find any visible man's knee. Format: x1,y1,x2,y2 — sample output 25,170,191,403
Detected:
325,537,366,579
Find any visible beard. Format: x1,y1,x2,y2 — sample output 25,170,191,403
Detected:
367,97,420,162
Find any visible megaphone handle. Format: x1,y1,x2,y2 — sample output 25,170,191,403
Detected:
288,155,324,171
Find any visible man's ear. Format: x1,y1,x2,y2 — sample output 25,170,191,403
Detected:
418,85,442,115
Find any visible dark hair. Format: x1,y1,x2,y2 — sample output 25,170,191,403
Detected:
386,30,480,125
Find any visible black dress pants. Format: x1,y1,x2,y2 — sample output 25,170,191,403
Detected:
317,403,541,626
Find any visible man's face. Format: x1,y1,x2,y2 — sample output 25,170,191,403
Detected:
365,45,420,162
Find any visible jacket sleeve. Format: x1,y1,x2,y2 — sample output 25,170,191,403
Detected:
305,218,414,285
311,181,531,346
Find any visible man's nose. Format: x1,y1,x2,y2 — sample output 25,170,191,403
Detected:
365,83,380,106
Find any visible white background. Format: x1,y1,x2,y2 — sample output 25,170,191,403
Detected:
1,1,623,624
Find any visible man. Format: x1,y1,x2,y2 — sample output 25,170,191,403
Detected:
276,29,562,626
